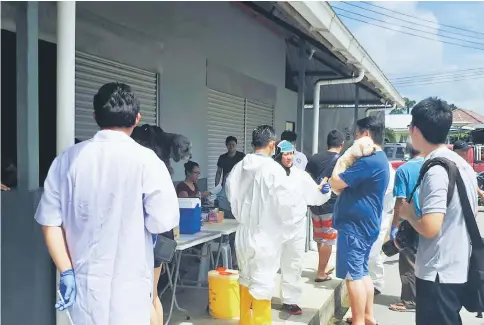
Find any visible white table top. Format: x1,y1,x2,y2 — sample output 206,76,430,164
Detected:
176,231,222,251
202,219,239,235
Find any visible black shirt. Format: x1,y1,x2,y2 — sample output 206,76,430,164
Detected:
306,151,339,215
217,151,245,185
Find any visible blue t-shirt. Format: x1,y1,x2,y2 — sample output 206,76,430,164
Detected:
393,157,424,216
333,151,390,241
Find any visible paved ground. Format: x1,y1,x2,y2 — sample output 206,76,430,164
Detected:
340,211,484,325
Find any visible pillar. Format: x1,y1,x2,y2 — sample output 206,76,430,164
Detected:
296,38,306,150
16,1,39,190
56,1,76,154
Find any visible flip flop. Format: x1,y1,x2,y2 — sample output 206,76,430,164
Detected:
314,275,332,283
345,317,379,324
389,302,416,312
326,267,335,275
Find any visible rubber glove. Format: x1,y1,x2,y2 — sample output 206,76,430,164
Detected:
390,226,398,241
320,183,331,194
55,269,76,311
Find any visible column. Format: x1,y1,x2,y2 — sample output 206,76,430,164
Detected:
56,3,76,325
296,38,306,150
353,84,360,135
16,1,39,190
56,1,76,154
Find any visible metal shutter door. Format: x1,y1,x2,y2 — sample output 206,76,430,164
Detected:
75,51,158,140
207,89,246,187
244,100,274,153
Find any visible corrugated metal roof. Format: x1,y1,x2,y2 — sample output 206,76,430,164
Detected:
452,108,484,125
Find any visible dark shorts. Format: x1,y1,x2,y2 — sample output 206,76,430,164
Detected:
416,275,466,325
336,233,373,280
154,230,174,268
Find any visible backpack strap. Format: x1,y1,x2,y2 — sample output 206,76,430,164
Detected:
408,157,457,206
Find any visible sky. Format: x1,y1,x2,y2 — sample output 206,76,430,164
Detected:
334,1,484,113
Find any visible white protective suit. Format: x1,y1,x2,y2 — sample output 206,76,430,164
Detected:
369,161,396,292
281,167,331,304
35,130,180,325
226,154,330,300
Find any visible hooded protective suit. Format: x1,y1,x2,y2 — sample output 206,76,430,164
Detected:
35,130,180,325
369,161,396,292
281,166,331,305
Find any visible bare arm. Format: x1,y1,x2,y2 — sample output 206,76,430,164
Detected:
329,174,348,191
403,206,444,239
215,167,223,186
41,226,73,273
392,198,404,227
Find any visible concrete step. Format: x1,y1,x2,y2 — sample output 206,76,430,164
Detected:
162,250,349,324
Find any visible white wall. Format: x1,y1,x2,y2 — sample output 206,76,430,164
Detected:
2,1,292,181
275,88,298,137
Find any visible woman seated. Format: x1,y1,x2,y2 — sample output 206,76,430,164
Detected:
176,161,211,198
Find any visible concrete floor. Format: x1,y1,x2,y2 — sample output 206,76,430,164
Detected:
162,250,345,325
339,211,484,325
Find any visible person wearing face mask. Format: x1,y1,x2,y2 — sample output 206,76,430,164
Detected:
176,161,211,198
273,140,332,315
226,126,306,324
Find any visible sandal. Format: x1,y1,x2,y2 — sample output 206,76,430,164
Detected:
345,317,379,324
314,275,332,283
389,302,416,312
325,266,335,275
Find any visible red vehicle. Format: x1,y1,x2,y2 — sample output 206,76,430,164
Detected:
386,142,484,173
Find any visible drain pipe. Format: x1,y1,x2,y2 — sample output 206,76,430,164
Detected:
312,70,365,154
365,102,395,117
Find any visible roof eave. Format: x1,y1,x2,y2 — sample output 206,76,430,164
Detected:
284,1,405,108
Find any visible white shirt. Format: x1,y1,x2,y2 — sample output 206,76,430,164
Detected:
35,130,180,324
293,150,308,170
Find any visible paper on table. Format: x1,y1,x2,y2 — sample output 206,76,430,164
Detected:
210,184,223,195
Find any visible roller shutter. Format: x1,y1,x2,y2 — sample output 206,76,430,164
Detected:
75,51,158,140
244,100,274,153
207,89,246,187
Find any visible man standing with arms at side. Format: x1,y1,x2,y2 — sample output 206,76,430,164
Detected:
306,130,344,282
215,136,245,187
35,83,180,324
388,142,423,312
401,97,477,325
330,117,389,325
281,130,308,170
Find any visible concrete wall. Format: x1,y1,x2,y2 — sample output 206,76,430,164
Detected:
275,88,298,137
2,1,290,181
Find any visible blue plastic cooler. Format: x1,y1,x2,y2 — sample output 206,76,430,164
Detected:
178,198,202,234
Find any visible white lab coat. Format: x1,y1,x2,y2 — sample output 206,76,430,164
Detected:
226,154,296,300
281,167,330,304
35,130,180,325
369,161,396,292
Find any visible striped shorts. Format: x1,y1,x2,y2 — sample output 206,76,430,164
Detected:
311,212,338,246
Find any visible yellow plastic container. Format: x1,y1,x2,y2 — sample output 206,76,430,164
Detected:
208,267,240,319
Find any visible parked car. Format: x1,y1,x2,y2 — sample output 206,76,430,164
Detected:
384,143,407,170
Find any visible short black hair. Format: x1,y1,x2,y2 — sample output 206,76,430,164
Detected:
411,97,452,145
327,130,344,148
252,125,276,149
93,82,140,129
184,161,199,176
226,136,237,145
453,140,469,151
406,142,420,158
356,116,384,146
281,130,297,143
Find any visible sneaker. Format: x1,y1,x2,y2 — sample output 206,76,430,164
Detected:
282,304,303,315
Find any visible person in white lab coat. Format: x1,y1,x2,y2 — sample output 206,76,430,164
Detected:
273,140,331,316
368,161,396,295
35,82,180,325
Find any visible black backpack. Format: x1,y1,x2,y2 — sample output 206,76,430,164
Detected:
410,157,484,313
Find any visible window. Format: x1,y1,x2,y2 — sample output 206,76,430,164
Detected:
384,146,395,159
285,121,295,132
395,147,405,159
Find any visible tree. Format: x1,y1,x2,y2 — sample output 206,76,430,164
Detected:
390,97,415,114
384,127,397,143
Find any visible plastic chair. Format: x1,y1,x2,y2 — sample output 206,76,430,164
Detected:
197,242,232,286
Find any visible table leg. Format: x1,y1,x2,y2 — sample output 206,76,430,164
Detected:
214,235,224,267
164,251,190,325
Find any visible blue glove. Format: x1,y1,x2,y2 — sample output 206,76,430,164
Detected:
320,183,331,194
390,226,398,241
152,234,158,248
56,269,76,311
